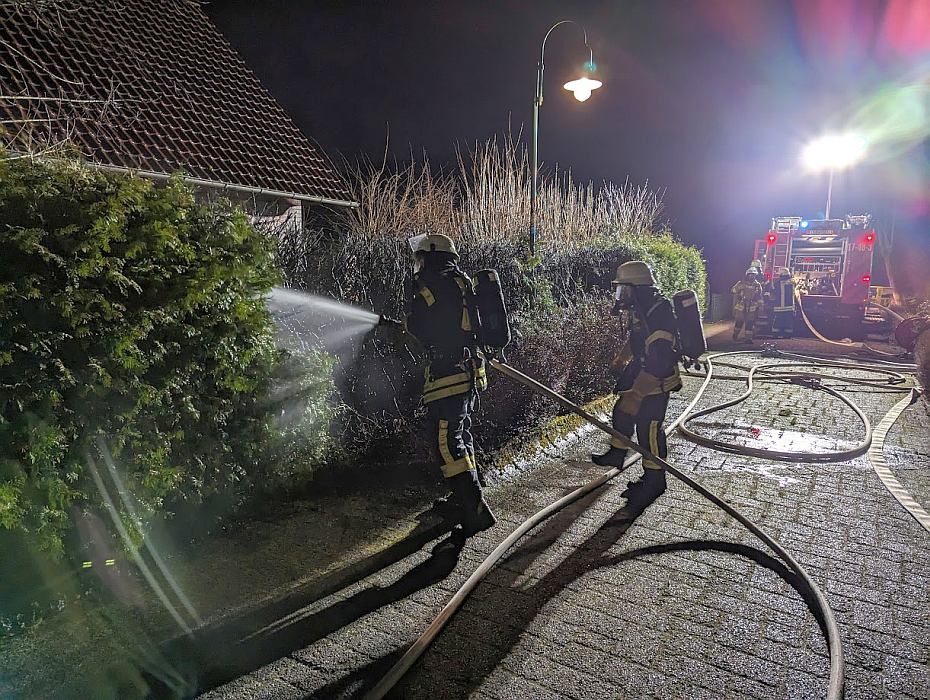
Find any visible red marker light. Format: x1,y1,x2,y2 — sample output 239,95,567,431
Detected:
766,233,777,245
862,275,871,284
764,270,772,280
864,232,875,244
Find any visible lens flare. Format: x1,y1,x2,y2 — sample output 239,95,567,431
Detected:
801,133,868,171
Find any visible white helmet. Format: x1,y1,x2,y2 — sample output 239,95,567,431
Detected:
411,233,458,258
779,267,791,277
613,260,656,286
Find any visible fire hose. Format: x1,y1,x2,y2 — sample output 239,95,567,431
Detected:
678,358,911,463
795,291,908,359
365,352,857,700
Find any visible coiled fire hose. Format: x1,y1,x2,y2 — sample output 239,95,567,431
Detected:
796,291,908,359
365,352,847,700
679,359,904,463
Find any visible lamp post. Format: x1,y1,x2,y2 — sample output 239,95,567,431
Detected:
530,20,601,257
801,133,867,220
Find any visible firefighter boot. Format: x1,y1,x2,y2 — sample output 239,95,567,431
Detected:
449,471,496,538
591,447,629,468
622,468,667,504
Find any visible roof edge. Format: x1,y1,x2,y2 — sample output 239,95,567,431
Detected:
88,162,359,208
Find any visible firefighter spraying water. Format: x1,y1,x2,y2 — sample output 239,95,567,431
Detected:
382,245,708,515
399,233,511,546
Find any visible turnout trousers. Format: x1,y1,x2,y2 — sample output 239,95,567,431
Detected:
427,388,477,479
733,309,758,340
610,391,671,470
426,387,493,535
772,309,794,337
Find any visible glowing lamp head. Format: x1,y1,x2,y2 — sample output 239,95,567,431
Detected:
864,232,875,244
766,232,777,245
801,133,867,172
563,76,602,102
800,220,810,229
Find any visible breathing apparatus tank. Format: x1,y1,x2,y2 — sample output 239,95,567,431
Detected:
672,289,706,366
473,269,511,351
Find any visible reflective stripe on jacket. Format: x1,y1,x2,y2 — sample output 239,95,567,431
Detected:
627,291,682,400
774,279,796,313
731,280,762,313
405,263,487,403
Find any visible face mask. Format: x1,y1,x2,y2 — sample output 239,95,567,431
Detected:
614,284,635,308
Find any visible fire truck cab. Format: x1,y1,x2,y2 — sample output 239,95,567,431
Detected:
752,215,877,339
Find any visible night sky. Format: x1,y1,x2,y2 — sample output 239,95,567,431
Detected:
205,0,930,292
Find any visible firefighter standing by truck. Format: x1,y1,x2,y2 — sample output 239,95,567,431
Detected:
731,269,763,343
770,267,796,338
404,234,496,544
591,261,683,503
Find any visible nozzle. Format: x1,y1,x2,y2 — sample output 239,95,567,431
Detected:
378,315,402,329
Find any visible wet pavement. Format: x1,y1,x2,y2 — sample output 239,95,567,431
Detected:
202,349,930,700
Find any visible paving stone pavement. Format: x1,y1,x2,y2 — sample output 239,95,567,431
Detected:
203,352,930,700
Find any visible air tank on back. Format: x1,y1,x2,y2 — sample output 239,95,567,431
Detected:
474,269,511,351
673,289,706,364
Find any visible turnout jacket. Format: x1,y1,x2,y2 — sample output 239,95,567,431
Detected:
731,279,763,314
615,288,683,402
772,278,796,313
405,262,487,403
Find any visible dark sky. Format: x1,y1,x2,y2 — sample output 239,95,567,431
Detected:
205,0,930,291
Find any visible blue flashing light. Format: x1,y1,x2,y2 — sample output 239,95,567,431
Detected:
800,220,810,229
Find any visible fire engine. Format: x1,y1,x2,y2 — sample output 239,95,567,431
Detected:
751,214,879,339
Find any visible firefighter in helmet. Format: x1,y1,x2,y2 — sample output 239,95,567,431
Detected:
771,267,796,338
749,259,766,286
592,261,682,502
731,268,763,343
404,234,496,543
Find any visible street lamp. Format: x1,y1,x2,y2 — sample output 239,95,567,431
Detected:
530,20,601,257
801,133,867,220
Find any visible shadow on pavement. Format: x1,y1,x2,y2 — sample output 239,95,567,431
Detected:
149,503,459,697
604,538,827,637
389,494,820,699
303,474,618,700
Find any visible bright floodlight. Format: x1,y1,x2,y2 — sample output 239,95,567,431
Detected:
802,133,867,172
563,76,602,102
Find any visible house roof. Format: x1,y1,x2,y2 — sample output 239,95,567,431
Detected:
0,0,355,206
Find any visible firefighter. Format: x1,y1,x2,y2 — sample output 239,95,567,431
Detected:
404,234,496,543
591,261,682,502
749,259,766,286
771,267,796,338
731,269,763,343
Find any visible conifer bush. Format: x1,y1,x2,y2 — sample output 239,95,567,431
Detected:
0,156,333,557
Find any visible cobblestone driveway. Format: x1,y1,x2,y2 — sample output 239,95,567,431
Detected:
205,354,930,700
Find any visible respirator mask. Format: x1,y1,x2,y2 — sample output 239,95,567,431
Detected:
408,234,427,274
612,283,636,313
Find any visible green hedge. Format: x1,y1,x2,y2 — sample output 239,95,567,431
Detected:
282,230,705,470
0,157,333,558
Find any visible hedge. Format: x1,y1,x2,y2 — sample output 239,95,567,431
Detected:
0,156,334,559
281,229,705,471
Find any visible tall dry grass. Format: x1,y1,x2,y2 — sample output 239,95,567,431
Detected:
340,135,666,252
